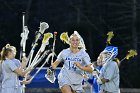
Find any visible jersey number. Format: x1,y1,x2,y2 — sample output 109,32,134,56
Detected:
68,61,76,71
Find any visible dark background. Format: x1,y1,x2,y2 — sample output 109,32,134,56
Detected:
0,0,140,88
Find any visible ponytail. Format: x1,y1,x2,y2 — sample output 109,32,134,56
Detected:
1,44,12,61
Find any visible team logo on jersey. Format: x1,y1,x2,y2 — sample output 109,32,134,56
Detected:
65,57,81,62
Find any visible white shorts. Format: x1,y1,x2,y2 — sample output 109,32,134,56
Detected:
58,73,83,92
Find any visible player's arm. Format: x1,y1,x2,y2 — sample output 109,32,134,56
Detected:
74,62,92,73
50,50,63,69
47,60,60,75
14,57,31,77
51,60,61,69
14,67,31,77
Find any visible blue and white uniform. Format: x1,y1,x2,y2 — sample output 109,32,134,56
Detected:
99,61,120,93
1,59,22,93
57,48,91,92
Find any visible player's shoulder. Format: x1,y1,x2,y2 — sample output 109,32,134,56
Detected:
79,49,87,54
109,61,118,67
4,59,12,63
12,58,20,62
4,59,14,65
61,48,71,52
79,49,90,57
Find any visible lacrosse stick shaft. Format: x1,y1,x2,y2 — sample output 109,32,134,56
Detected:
20,12,25,60
30,53,53,81
27,50,50,79
34,50,50,66
120,57,126,63
118,57,127,66
31,50,50,72
27,22,49,66
30,43,48,68
31,50,42,67
21,12,26,93
27,44,38,67
51,32,57,65
22,13,25,54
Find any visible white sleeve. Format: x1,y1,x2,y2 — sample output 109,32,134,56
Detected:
82,52,91,66
104,63,117,80
7,60,18,71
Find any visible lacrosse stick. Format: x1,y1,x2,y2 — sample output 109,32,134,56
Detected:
27,22,49,67
34,50,51,67
20,26,29,57
118,49,138,65
45,67,56,83
30,53,53,81
60,32,70,44
45,32,57,83
30,32,53,68
23,50,51,88
22,22,49,93
20,13,28,93
90,64,102,84
29,49,51,73
51,32,57,65
20,12,25,60
25,33,53,79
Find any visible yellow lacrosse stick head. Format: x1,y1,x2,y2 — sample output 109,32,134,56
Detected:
107,31,114,44
126,50,138,60
42,33,53,43
60,32,70,44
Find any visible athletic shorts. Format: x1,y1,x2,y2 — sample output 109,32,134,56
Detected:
58,73,83,92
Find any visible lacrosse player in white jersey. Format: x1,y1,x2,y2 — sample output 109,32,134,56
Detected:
1,44,31,93
48,31,92,93
96,46,120,93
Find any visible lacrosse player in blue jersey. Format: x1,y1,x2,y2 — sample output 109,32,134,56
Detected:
95,46,120,93
48,31,92,93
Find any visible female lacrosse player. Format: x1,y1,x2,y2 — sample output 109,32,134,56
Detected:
97,46,120,93
49,31,92,93
1,44,31,93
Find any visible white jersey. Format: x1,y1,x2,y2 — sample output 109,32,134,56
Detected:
12,59,21,68
57,48,91,85
1,59,21,93
99,61,120,92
